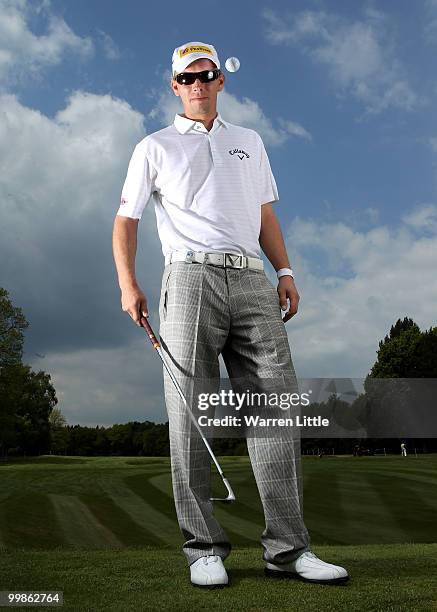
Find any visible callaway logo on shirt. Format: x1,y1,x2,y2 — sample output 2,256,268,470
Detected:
228,148,250,160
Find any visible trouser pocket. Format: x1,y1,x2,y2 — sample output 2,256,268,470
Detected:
159,264,172,321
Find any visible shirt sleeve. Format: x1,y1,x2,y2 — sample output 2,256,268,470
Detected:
257,134,279,205
116,142,157,219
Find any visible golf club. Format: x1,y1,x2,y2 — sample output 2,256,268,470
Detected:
140,316,236,504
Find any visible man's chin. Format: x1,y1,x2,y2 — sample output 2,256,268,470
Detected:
189,104,210,114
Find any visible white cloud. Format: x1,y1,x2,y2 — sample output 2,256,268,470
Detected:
0,0,93,87
402,203,437,231
261,7,421,116
280,205,437,378
0,91,146,215
218,92,311,145
97,29,121,61
148,72,312,146
277,118,312,141
424,0,437,43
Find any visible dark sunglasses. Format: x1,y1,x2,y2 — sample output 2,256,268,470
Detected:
175,68,221,85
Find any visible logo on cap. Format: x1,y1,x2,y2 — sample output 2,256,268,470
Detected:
179,45,212,58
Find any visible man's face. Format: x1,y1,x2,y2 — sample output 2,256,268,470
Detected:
171,58,225,117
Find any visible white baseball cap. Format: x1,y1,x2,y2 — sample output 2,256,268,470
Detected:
172,41,220,77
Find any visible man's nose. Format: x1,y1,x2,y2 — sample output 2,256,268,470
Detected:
192,76,205,88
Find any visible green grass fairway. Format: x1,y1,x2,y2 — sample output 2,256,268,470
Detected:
0,455,436,610
1,544,436,611
1,454,436,549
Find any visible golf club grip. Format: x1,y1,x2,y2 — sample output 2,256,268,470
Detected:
140,316,160,348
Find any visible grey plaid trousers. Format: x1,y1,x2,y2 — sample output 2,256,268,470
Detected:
158,261,311,566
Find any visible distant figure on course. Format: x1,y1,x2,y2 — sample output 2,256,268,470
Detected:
401,442,407,457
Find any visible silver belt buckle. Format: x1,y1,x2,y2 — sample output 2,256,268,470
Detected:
185,250,195,263
225,253,244,269
204,253,217,266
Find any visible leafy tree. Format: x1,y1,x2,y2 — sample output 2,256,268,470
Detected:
107,423,135,455
382,317,419,342
0,288,57,456
94,426,110,455
142,421,169,456
4,363,57,455
49,407,67,428
0,287,29,368
363,317,437,447
49,407,69,454
368,317,437,378
68,425,100,456
410,327,437,377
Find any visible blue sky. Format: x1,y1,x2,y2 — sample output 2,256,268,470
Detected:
1,0,437,426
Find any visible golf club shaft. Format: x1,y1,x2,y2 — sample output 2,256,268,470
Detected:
140,316,236,502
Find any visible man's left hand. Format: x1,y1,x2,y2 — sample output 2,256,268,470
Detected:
277,276,299,323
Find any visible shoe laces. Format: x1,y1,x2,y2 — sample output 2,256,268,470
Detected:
203,555,219,565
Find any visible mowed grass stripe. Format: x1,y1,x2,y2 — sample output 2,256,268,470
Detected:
144,471,262,544
0,493,65,549
98,478,181,547
371,468,437,491
213,505,265,544
49,494,123,549
125,473,177,521
208,459,274,527
78,493,164,548
302,469,349,546
361,472,437,541
133,473,259,547
2,455,437,554
303,465,408,544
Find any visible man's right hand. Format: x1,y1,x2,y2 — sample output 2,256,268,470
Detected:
121,284,148,326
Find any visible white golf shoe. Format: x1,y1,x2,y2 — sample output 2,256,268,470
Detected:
265,550,349,585
190,555,229,588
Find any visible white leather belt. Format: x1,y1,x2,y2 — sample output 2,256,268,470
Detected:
165,250,264,270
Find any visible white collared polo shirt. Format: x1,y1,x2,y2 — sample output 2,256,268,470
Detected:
117,112,279,258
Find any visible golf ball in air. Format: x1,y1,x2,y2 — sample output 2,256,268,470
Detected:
225,57,240,72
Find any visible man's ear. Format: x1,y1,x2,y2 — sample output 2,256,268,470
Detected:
170,79,180,97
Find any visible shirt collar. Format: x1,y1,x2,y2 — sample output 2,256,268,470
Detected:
174,112,229,134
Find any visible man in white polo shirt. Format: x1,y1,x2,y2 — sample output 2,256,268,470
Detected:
112,41,348,588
